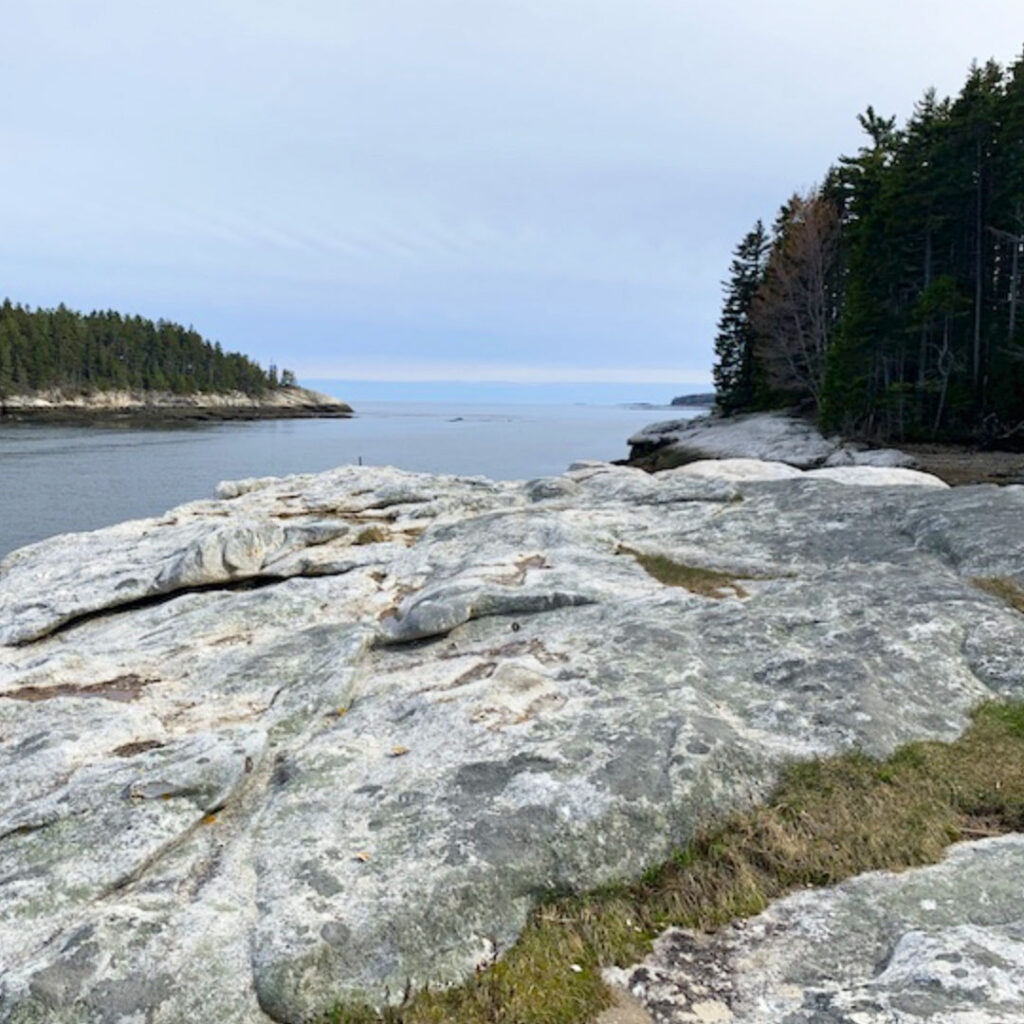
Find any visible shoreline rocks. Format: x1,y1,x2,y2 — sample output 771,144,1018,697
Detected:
2,460,1024,1020
668,457,947,488
0,385,352,423
628,410,916,472
610,834,1024,1023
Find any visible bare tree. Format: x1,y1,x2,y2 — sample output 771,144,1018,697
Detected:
750,192,840,407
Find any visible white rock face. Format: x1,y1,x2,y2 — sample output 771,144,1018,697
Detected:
824,446,918,468
663,459,804,482
1,462,1022,1022
665,459,946,487
804,465,948,488
612,835,1024,1023
2,385,351,417
629,410,919,472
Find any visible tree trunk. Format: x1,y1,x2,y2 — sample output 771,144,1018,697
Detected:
973,139,984,398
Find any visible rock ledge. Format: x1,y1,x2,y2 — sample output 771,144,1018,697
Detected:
1,460,1023,1021
628,410,915,471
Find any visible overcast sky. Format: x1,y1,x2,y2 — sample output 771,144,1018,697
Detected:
2,2,1022,395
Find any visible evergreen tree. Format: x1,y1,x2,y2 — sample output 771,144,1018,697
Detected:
0,300,290,400
723,52,1024,444
820,106,901,434
712,220,769,414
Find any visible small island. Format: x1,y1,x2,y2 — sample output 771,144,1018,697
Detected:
0,300,352,422
669,391,716,407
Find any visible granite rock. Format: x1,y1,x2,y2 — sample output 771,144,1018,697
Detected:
1,461,1022,1021
628,411,918,472
610,834,1024,1023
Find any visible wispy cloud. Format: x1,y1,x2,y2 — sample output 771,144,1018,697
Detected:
2,1,1021,385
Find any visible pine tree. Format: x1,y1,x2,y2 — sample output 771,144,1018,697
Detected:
820,107,901,434
0,299,284,399
0,319,16,408
712,220,769,414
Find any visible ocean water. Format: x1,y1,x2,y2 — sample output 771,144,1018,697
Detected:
0,401,702,559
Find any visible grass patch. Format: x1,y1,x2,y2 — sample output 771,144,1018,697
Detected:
354,525,391,546
326,701,1024,1024
972,575,1024,615
624,548,748,599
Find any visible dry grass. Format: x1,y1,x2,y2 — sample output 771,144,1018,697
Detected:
327,700,1024,1024
972,576,1024,615
354,525,391,546
625,548,749,599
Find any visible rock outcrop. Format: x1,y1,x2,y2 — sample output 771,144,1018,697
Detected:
0,385,352,422
610,834,1024,1023
628,410,916,472
1,460,1023,1022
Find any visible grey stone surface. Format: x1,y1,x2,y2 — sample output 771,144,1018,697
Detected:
667,459,945,488
824,445,918,469
1,461,1023,1021
628,411,917,472
610,835,1024,1023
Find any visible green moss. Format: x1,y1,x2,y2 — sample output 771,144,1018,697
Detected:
326,700,1024,1024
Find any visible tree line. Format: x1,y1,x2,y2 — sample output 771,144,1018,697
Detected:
0,300,296,399
713,50,1024,445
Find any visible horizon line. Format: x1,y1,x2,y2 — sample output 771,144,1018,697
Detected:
303,376,713,386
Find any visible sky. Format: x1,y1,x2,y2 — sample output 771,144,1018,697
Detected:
2,2,1023,402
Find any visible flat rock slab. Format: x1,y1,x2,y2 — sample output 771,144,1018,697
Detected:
611,834,1024,1023
1,461,1023,1022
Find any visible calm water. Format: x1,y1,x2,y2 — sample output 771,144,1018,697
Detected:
0,402,701,558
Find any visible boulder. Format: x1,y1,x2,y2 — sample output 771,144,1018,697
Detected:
1,462,1023,1021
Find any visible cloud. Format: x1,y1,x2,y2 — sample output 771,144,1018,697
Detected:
2,1,1022,384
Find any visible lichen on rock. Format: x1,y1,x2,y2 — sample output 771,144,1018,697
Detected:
1,459,1023,1021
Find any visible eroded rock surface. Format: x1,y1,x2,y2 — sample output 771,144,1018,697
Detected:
629,411,916,472
610,834,1024,1023
1,461,1023,1022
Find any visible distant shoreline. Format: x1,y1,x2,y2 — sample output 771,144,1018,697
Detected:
0,386,353,424
670,391,716,407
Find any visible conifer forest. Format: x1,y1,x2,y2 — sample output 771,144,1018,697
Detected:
0,301,290,399
713,52,1024,445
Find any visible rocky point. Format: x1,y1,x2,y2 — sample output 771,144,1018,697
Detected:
1,456,1023,1022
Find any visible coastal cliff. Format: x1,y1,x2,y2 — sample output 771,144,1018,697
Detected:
0,385,352,422
2,456,1024,1021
